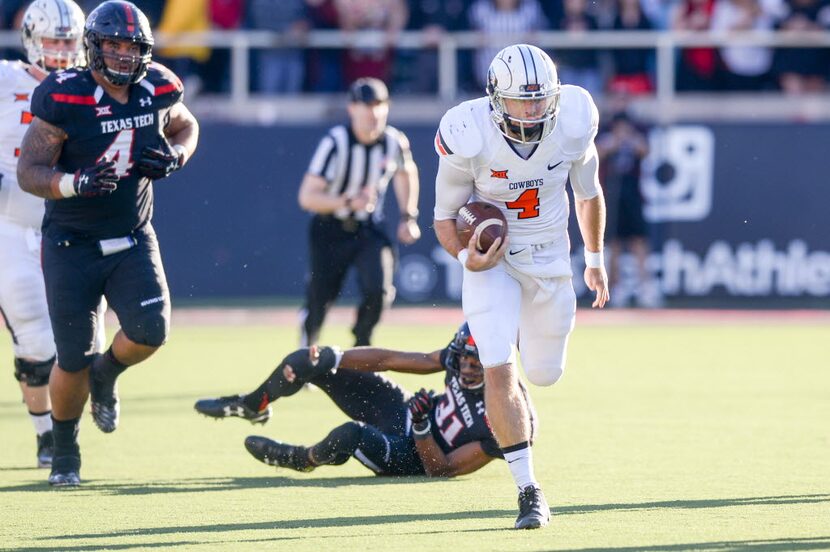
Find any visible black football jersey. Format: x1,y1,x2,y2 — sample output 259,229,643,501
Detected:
30,62,183,239
430,350,538,459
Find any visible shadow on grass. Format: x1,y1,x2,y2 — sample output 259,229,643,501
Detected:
33,509,514,544
0,474,453,494
556,494,830,516
551,536,830,551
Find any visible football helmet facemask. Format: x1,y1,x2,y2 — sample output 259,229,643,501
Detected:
21,0,85,71
84,0,153,86
446,323,484,391
487,44,561,145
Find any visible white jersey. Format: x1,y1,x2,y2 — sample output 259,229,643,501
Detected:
434,85,600,246
0,60,43,229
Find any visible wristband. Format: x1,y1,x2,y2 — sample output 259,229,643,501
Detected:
172,143,188,164
412,420,431,439
58,173,77,198
456,249,469,267
584,247,604,268
401,209,419,221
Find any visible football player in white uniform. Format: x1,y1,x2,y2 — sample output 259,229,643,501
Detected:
0,0,96,468
433,44,610,529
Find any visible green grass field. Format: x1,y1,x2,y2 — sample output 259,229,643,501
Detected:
1,313,829,551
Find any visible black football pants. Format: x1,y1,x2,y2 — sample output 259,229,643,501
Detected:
302,216,394,346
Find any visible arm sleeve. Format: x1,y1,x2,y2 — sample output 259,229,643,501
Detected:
433,156,475,221
307,134,336,178
568,141,601,201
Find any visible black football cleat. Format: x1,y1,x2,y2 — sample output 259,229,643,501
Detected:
244,436,314,472
48,455,81,487
194,395,271,424
89,368,120,433
515,486,551,529
36,430,54,468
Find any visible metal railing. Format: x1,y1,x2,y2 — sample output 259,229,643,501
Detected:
4,29,830,111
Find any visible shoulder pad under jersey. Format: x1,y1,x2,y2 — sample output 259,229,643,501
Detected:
555,85,599,157
0,60,25,94
139,62,184,104
435,98,486,159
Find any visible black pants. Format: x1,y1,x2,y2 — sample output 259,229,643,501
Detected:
42,223,170,372
302,215,395,346
310,368,423,475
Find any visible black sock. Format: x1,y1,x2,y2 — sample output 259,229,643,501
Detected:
51,416,80,458
242,347,339,411
92,347,128,381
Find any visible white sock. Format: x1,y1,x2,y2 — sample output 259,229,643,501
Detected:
502,442,538,491
30,410,53,436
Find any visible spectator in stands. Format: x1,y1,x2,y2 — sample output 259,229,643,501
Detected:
607,0,655,95
132,0,166,26
404,0,470,94
155,0,211,91
671,0,719,91
306,0,345,92
710,0,777,90
245,0,309,94
467,0,549,91
550,0,603,97
0,0,26,60
201,0,244,94
772,0,830,94
596,111,659,308
78,1,166,27
334,0,408,86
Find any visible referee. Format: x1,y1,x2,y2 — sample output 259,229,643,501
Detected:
298,78,420,346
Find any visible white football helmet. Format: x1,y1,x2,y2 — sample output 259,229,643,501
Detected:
486,44,561,144
21,0,85,71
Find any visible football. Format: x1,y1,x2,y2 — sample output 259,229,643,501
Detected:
456,201,508,253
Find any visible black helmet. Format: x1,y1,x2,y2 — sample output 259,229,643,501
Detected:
83,1,153,86
445,323,484,391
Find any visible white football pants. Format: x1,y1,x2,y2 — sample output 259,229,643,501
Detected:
461,251,576,387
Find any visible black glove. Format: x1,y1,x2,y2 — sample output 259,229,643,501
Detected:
408,388,434,424
73,159,118,197
137,143,181,180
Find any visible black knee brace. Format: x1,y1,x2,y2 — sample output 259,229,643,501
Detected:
14,356,55,387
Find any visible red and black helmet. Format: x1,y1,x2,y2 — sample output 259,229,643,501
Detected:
83,0,153,86
446,323,483,391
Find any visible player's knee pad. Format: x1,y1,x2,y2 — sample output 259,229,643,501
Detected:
14,356,55,387
124,311,169,347
16,326,56,362
524,361,564,387
521,334,569,387
56,348,92,373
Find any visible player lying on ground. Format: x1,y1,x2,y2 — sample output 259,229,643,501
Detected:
195,324,536,477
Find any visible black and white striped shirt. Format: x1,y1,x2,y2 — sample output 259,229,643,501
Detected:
307,124,413,223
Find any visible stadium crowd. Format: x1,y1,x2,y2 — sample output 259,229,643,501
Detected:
3,0,830,96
